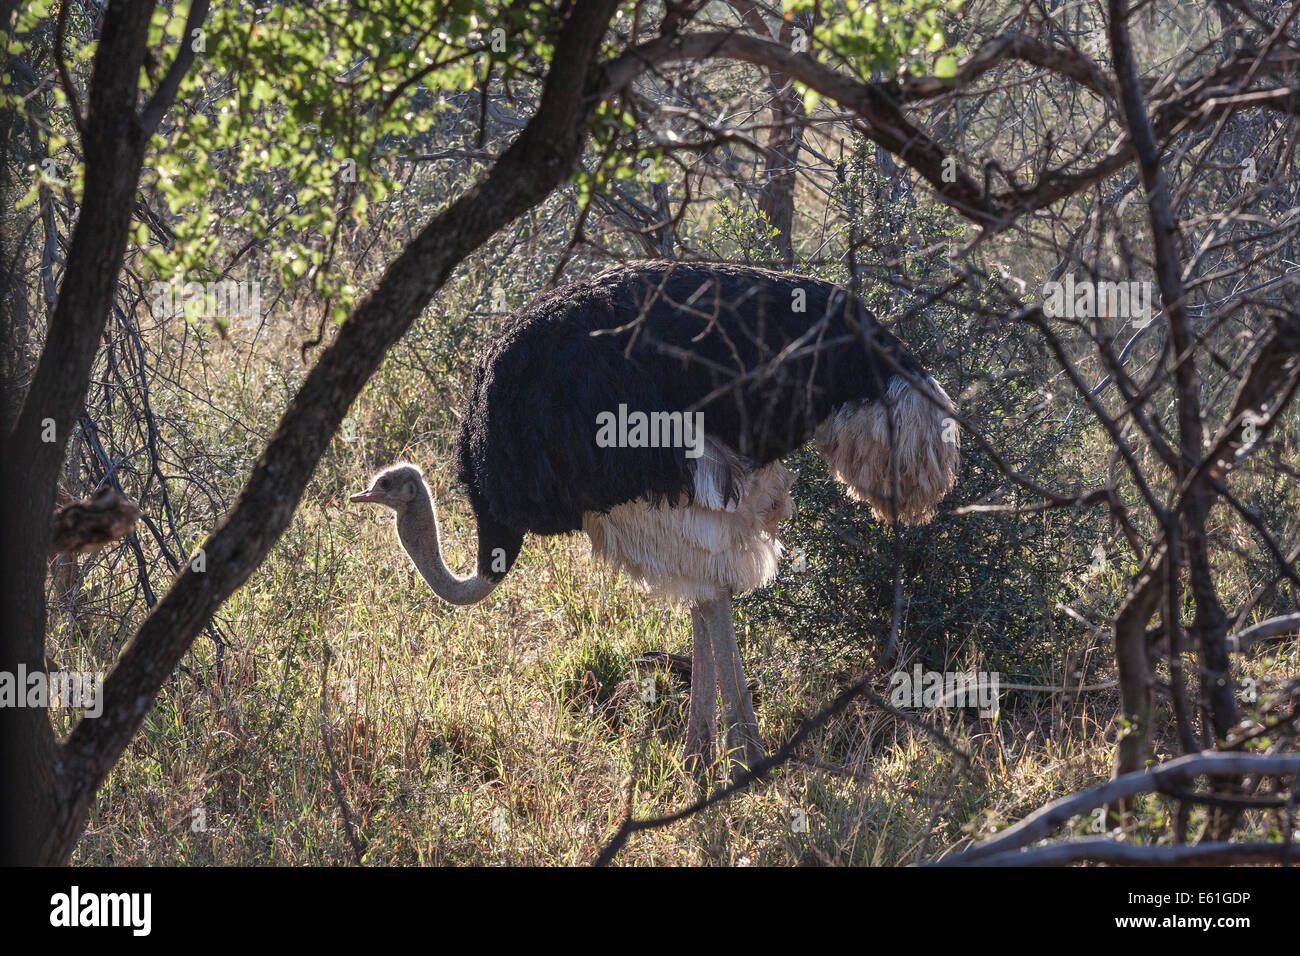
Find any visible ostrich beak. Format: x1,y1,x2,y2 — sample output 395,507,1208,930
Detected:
350,487,385,503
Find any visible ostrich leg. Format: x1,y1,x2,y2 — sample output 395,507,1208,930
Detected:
683,604,718,776
700,594,765,776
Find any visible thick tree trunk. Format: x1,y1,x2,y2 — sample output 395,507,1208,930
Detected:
759,81,803,268
0,691,63,864
726,1,805,267
1,0,158,866
1109,554,1164,819
1108,0,1240,748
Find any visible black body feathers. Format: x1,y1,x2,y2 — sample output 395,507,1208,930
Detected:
454,261,924,574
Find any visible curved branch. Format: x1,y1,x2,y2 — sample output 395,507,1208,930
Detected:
935,753,1300,866
961,837,1299,866
898,32,1112,100
599,31,1300,230
1228,613,1300,654
601,30,998,224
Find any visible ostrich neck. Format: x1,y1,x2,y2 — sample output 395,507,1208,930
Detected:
395,491,498,606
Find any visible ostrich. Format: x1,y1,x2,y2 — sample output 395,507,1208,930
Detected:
351,260,958,776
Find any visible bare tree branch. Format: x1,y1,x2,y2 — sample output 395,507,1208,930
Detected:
957,837,1298,866
937,753,1300,865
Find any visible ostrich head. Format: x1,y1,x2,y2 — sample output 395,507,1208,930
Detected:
349,463,425,513
350,463,499,606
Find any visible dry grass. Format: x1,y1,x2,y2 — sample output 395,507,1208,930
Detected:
63,445,1285,866
50,296,1298,867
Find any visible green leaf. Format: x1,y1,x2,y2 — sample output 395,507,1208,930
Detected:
14,181,39,210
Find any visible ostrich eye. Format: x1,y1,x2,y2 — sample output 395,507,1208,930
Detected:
379,478,391,490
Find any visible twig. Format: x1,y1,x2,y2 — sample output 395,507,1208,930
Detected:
594,677,969,865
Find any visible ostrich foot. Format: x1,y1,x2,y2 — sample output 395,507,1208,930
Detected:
683,604,718,780
699,594,765,780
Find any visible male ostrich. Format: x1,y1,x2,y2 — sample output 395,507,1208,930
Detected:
352,261,958,775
